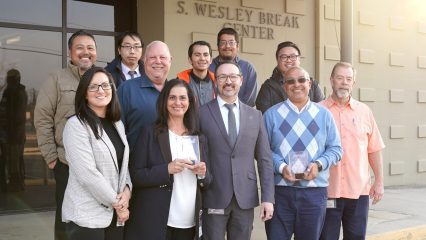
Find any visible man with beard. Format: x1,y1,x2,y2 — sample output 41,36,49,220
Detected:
34,30,97,240
105,31,144,88
209,28,257,107
256,41,323,114
263,66,342,240
319,62,385,240
200,62,274,240
118,41,172,150
177,41,216,107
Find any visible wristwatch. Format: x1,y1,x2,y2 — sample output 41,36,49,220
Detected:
315,161,323,172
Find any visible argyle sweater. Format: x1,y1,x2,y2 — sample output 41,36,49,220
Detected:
263,100,342,188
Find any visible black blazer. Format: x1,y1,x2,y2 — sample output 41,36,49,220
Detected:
124,125,211,240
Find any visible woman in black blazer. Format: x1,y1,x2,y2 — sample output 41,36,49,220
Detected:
125,79,211,240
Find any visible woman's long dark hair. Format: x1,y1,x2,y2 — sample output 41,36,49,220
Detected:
155,79,199,135
75,67,121,139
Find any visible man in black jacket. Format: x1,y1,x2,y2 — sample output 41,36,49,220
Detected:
105,31,144,88
0,69,27,192
256,41,324,113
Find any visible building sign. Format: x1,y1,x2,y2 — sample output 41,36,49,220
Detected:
177,0,301,40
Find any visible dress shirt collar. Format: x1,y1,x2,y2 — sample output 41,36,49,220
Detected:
324,95,357,110
217,95,239,109
190,70,211,83
139,74,158,89
286,99,311,114
121,62,140,79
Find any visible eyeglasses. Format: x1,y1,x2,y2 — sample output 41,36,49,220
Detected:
120,45,143,51
218,40,238,47
284,77,308,85
279,54,299,62
88,82,112,92
216,74,241,83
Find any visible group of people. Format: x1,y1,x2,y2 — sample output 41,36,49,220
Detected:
32,27,385,240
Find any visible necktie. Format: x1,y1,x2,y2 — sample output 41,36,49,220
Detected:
128,70,137,79
225,103,237,146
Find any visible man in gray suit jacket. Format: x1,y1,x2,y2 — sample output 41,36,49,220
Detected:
199,61,274,240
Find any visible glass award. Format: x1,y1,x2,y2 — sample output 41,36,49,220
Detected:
178,135,200,165
288,151,309,179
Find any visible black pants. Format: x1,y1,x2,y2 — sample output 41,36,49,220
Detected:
54,160,69,240
320,196,370,240
7,143,25,191
0,142,25,192
65,212,124,240
166,226,195,240
0,143,6,192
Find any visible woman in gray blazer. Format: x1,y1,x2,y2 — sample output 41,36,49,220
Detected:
62,67,132,240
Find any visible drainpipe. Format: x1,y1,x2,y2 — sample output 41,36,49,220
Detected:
341,0,353,63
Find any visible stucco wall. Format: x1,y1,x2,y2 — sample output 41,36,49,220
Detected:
138,0,426,186
162,0,316,83
318,0,426,186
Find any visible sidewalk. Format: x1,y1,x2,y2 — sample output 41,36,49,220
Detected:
252,185,426,240
366,185,426,240
0,186,425,240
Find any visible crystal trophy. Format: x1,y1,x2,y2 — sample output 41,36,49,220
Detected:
179,135,200,165
288,151,309,179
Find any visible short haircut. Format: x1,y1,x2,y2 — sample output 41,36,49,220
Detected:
214,61,242,77
68,30,96,50
6,69,21,84
284,66,310,82
155,79,199,135
331,62,356,78
143,40,170,61
188,41,212,58
117,31,144,48
75,67,121,139
275,41,301,59
217,27,239,46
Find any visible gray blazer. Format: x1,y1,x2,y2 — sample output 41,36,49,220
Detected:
62,116,132,228
199,99,274,209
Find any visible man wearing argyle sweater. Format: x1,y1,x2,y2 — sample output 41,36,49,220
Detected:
263,66,342,240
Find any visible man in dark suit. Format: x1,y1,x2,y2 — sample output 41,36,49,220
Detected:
199,61,274,240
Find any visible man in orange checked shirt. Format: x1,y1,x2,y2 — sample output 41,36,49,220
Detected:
319,62,385,240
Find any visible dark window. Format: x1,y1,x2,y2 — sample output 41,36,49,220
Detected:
0,0,136,214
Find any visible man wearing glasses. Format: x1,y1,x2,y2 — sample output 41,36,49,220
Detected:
200,61,274,240
209,28,258,107
263,66,342,240
256,41,324,114
106,31,144,88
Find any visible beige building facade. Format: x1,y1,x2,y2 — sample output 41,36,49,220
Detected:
139,0,426,186
0,0,425,214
